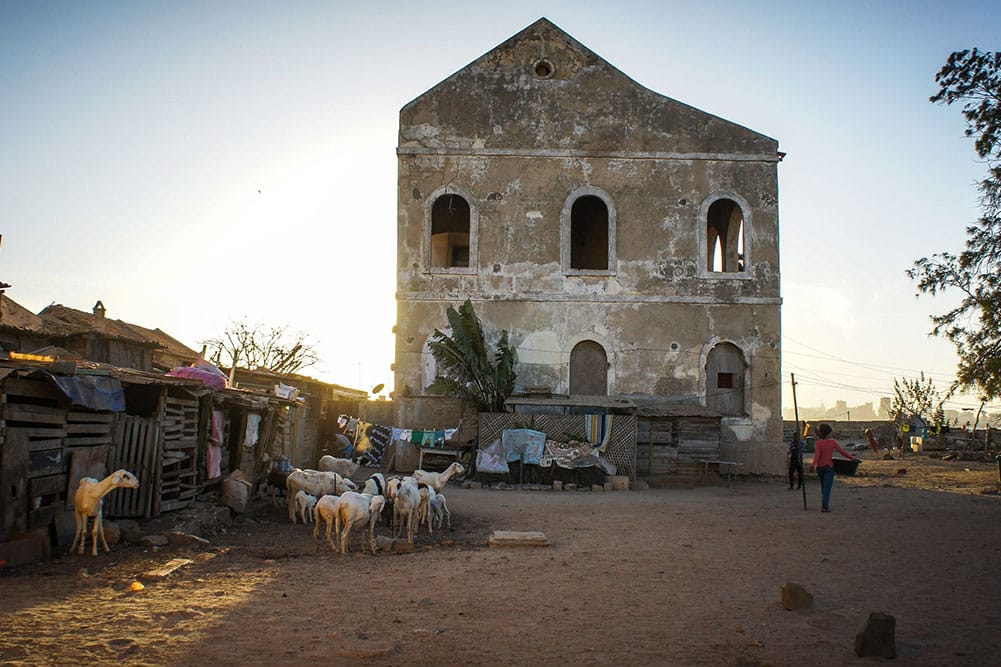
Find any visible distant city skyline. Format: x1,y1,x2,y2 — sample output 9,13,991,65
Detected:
783,396,995,427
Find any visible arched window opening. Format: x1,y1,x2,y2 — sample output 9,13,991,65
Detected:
570,196,608,270
706,199,745,273
430,194,470,268
706,342,746,416
570,340,608,396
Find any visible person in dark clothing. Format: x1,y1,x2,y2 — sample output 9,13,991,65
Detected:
788,433,805,490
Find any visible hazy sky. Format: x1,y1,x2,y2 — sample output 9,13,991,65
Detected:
2,1,999,413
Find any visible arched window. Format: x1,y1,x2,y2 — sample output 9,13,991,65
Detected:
570,196,608,270
570,340,608,396
562,187,616,274
706,198,745,273
430,194,470,268
706,342,746,416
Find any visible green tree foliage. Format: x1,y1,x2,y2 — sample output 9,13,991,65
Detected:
426,300,517,412
890,372,944,427
202,319,319,375
908,49,1001,398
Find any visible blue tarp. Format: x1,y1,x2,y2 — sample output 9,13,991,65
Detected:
50,374,126,412
502,428,547,465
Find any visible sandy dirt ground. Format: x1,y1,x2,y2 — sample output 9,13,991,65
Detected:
2,453,1001,666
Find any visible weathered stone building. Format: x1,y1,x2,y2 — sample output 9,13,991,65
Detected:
395,18,783,472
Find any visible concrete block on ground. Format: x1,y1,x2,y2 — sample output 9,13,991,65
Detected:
608,475,630,491
143,557,194,581
488,531,550,547
855,612,896,658
781,582,813,611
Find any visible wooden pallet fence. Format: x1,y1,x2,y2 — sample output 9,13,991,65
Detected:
159,395,199,513
65,410,114,448
108,415,159,518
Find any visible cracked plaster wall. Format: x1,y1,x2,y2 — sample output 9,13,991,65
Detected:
394,19,783,472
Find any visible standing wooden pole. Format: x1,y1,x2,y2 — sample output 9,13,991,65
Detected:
791,373,807,510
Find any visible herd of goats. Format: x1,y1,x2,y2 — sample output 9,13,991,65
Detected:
67,456,466,558
274,455,467,556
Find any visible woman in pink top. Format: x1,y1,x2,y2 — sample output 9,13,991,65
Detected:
809,423,857,512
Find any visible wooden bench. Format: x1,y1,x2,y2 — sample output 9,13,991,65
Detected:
699,459,743,487
417,446,463,471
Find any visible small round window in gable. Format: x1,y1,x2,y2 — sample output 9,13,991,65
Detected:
533,59,554,79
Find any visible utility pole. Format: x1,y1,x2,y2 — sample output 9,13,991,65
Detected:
791,373,807,510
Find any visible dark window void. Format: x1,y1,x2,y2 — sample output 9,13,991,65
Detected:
570,340,608,396
431,195,470,268
570,196,608,270
706,343,745,416
706,199,745,273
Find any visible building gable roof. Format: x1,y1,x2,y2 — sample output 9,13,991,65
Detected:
127,323,200,362
39,303,165,348
0,294,44,332
400,18,778,157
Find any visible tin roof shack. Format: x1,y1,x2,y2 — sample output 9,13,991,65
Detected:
38,301,182,373
209,386,290,491
0,356,211,565
633,399,723,484
227,367,369,471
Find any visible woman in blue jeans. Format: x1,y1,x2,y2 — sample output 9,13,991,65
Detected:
809,423,857,512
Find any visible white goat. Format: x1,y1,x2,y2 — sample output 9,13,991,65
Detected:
412,462,465,492
286,469,356,522
333,492,386,554
416,483,437,535
317,455,360,478
393,479,421,544
312,494,341,552
71,469,140,556
429,493,451,530
293,490,317,524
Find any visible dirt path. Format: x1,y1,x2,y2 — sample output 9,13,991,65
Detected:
3,455,1000,665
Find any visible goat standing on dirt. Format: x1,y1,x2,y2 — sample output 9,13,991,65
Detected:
71,469,140,556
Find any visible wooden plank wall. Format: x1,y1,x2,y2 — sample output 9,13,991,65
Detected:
636,417,676,475
635,415,722,475
676,417,721,461
2,378,71,539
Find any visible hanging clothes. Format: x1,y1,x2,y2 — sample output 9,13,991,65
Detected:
245,413,261,449
210,410,224,446
584,414,615,451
